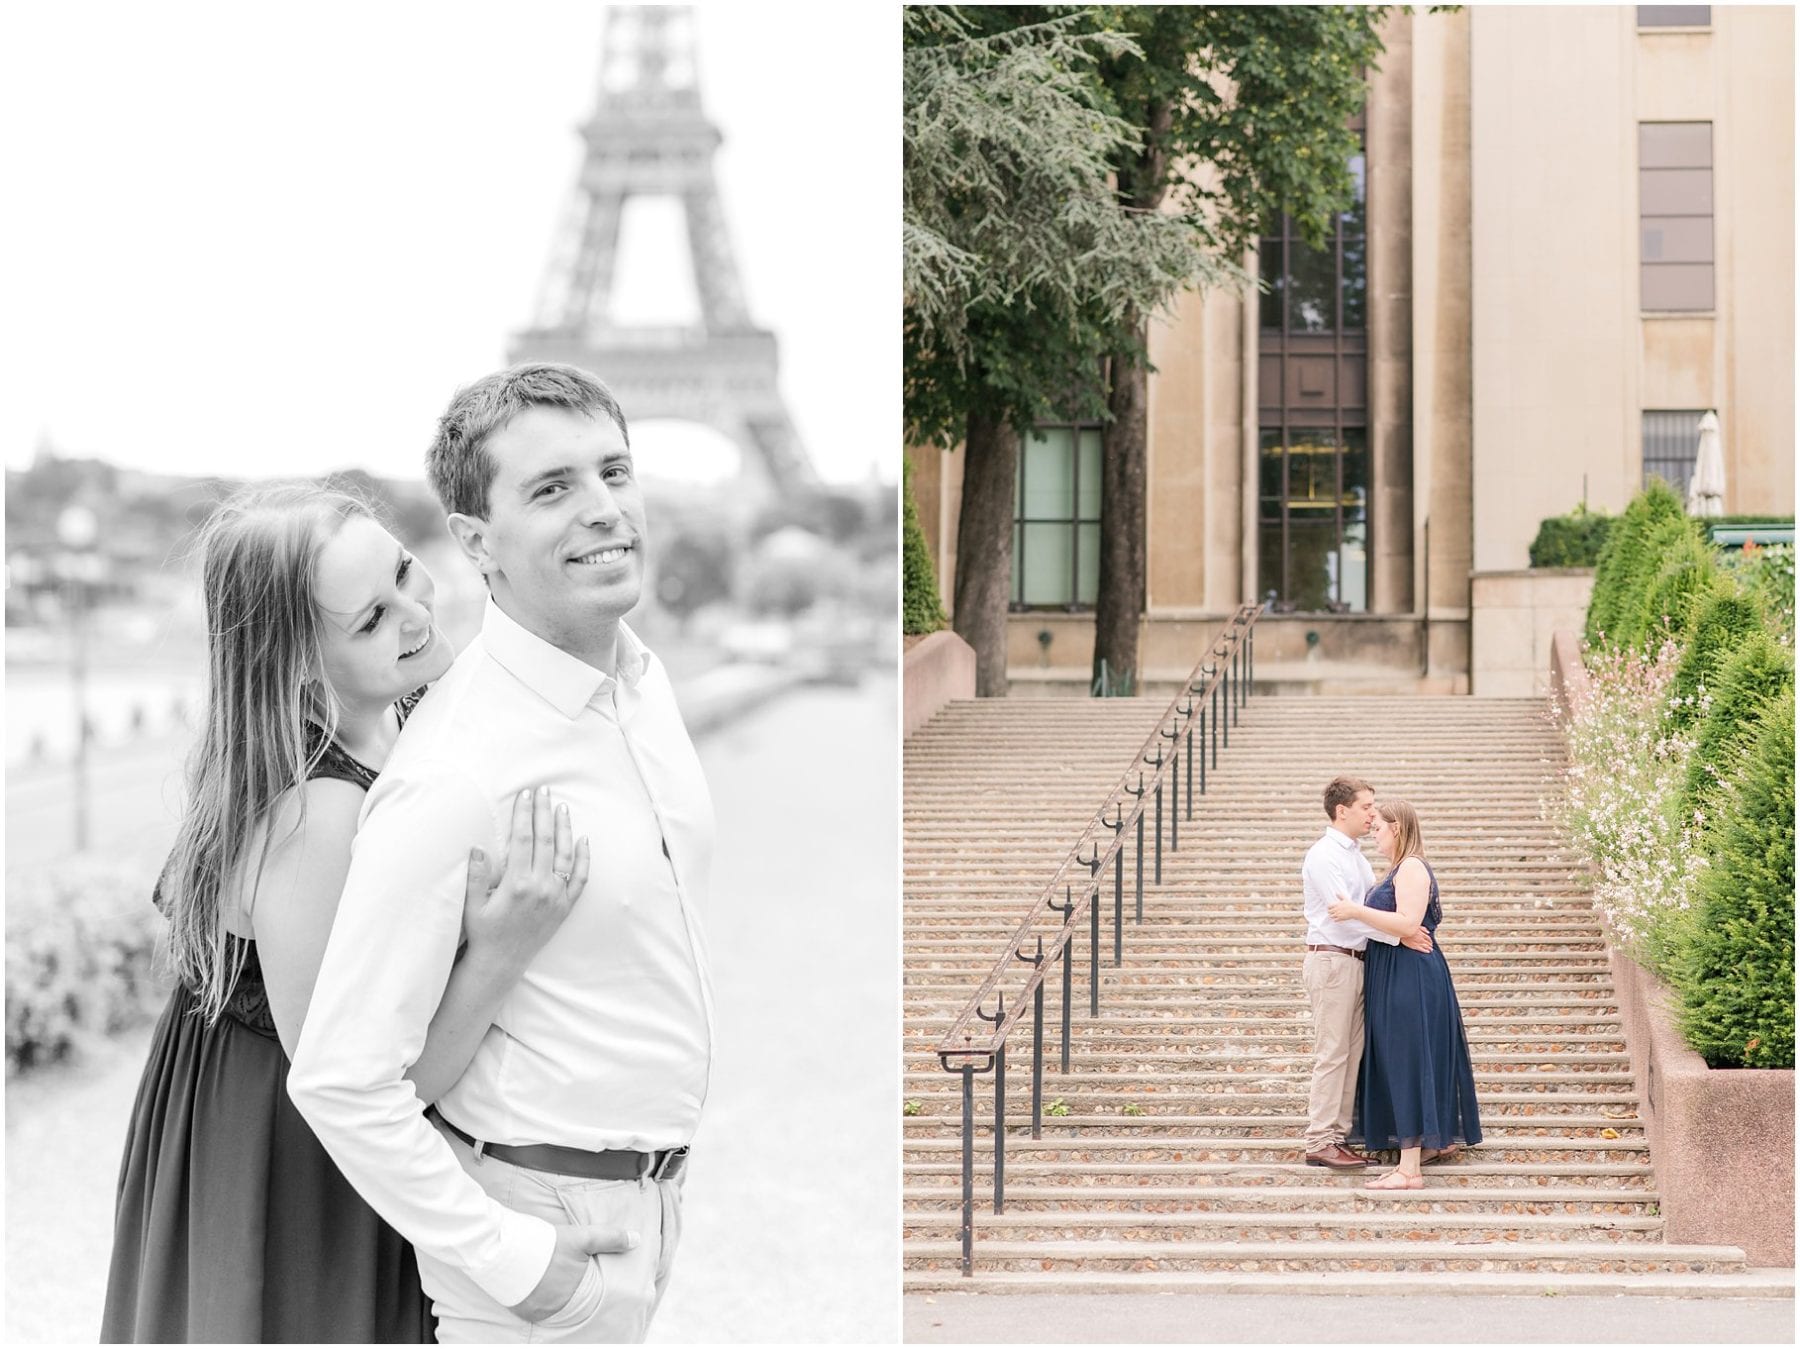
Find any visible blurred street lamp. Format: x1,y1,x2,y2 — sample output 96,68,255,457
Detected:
58,504,98,852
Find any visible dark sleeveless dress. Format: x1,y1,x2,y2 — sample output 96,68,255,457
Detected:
1351,860,1484,1153
101,717,436,1343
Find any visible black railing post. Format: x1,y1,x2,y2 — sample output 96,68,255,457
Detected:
1211,681,1220,769
1114,842,1124,955
1088,879,1100,1017
1026,937,1045,1138
1185,716,1195,818
992,998,1006,1214
1171,743,1180,851
959,1062,975,1276
1051,888,1074,1074
1154,779,1164,886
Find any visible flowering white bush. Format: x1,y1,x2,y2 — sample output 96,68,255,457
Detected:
1549,638,1708,969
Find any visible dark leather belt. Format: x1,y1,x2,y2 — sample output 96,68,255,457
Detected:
1307,943,1366,962
432,1111,688,1183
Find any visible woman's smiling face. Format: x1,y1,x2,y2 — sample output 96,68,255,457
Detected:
313,516,452,712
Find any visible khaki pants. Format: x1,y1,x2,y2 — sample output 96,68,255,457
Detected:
1302,950,1365,1153
418,1126,684,1344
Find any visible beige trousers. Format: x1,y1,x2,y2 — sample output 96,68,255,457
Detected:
1302,949,1365,1152
418,1126,684,1344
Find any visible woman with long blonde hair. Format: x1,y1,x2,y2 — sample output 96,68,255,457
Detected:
103,485,588,1342
1328,799,1482,1189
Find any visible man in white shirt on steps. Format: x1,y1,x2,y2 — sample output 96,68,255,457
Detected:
1300,775,1430,1169
291,363,714,1342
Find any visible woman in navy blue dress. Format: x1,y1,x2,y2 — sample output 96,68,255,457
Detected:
1328,799,1481,1190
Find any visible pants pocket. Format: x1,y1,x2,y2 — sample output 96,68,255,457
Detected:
535,1254,604,1331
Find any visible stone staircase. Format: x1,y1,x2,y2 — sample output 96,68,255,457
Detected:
903,695,1787,1296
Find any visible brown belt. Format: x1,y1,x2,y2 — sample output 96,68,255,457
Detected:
431,1110,688,1182
1306,943,1366,962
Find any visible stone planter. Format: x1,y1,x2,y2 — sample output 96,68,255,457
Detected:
1470,568,1595,696
1609,948,1795,1267
905,630,975,737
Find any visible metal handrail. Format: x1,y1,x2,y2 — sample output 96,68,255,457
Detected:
929,603,1265,1275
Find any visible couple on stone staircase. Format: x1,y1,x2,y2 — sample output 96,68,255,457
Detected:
1300,776,1484,1189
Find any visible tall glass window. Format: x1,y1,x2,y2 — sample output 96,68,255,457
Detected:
1256,135,1369,613
1642,410,1704,491
1012,424,1102,609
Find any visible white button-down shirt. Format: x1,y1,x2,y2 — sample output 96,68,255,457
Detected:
290,601,715,1307
1301,825,1396,951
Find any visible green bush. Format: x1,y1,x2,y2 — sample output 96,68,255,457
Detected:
1673,696,1794,1069
1529,507,1615,568
1628,524,1720,651
1725,542,1795,645
903,455,947,635
5,859,170,1076
1667,584,1766,731
1609,513,1707,652
1585,481,1687,649
1680,630,1795,822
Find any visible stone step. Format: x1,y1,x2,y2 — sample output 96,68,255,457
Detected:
903,1137,1648,1164
901,1210,1668,1244
903,1159,1656,1188
901,1238,1745,1276
902,1184,1658,1214
900,1268,1793,1298
902,1114,1641,1137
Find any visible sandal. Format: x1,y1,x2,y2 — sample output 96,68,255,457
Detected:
1363,1169,1423,1191
1422,1145,1462,1165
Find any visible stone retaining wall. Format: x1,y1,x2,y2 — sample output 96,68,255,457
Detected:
904,630,975,737
1610,948,1796,1267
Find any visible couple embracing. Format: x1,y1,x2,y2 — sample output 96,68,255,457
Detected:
103,363,706,1343
1301,776,1482,1190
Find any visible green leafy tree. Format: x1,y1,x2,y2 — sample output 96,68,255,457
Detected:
1079,5,1392,689
904,7,1222,694
1674,696,1794,1069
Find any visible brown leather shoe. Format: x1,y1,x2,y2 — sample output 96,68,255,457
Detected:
1304,1142,1370,1169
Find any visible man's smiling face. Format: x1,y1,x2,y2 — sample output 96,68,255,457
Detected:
473,405,647,649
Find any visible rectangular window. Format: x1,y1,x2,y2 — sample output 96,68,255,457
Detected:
1640,122,1713,312
1637,6,1710,27
1012,424,1102,609
1642,410,1704,491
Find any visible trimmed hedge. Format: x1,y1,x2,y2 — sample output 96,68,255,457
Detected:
6,859,171,1075
1529,507,1615,568
1674,696,1794,1069
1585,480,1687,648
903,455,947,635
1628,523,1720,651
1610,513,1707,652
1667,584,1766,731
1679,630,1795,822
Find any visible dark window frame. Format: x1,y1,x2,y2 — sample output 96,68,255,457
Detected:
1011,420,1104,612
1642,409,1706,492
1636,6,1711,29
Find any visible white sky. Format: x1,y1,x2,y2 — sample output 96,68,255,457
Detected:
0,2,897,486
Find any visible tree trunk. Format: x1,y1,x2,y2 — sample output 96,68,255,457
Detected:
1093,315,1149,694
952,409,1020,696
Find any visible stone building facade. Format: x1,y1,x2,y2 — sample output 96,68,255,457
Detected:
908,5,1793,696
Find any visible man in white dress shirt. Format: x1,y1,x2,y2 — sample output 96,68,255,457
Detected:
1300,776,1430,1169
290,363,714,1342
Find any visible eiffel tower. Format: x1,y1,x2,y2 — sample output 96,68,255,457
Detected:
511,5,815,492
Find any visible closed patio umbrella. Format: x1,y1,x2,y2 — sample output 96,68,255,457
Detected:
1687,410,1725,518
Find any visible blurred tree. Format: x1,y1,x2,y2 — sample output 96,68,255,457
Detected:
656,531,736,626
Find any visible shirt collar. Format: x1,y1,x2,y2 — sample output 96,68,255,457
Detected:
479,599,651,720
1324,825,1361,850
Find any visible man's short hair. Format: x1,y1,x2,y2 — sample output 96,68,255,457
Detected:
425,363,630,518
1323,775,1374,821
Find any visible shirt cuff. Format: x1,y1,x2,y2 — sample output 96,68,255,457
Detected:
474,1206,559,1308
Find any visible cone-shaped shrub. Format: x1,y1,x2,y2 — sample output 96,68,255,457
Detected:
1680,630,1795,821
1674,696,1794,1069
1585,480,1687,649
1609,513,1706,652
1629,524,1720,652
903,456,947,635
1667,585,1765,731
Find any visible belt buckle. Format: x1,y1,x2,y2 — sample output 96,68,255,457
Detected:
650,1146,688,1182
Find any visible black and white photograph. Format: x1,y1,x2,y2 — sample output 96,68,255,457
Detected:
5,3,898,1343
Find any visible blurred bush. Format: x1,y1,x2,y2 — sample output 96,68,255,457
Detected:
1667,584,1765,732
903,457,946,635
1528,506,1614,568
6,859,170,1076
1584,480,1685,649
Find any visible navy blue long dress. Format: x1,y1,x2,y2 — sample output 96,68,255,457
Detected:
1352,860,1483,1153
101,721,435,1343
